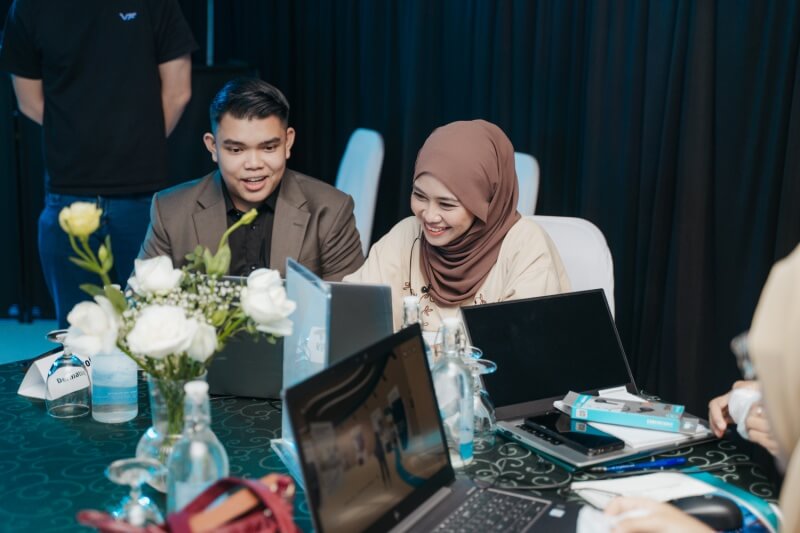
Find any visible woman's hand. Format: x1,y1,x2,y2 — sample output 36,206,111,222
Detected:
605,497,713,533
707,380,758,437
745,402,780,456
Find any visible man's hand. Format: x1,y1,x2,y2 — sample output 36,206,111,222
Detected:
605,497,712,533
707,380,757,437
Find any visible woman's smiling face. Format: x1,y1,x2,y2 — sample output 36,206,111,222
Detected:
411,173,475,247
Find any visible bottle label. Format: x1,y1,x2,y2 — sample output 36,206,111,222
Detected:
92,384,137,406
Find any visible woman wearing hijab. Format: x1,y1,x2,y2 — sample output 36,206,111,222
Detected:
605,243,800,533
345,119,570,332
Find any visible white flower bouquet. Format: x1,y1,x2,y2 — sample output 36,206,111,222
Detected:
59,202,296,381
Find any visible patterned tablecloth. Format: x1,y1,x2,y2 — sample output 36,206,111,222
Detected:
0,358,777,532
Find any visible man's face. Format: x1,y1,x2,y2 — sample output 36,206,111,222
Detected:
203,113,296,212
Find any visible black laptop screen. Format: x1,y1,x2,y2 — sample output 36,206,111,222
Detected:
462,290,635,410
285,326,452,533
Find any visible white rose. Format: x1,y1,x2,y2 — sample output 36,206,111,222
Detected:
126,305,196,359
241,268,295,336
246,268,283,291
65,296,120,356
127,256,183,295
187,319,217,362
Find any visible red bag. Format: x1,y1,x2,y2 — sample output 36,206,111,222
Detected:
78,474,299,533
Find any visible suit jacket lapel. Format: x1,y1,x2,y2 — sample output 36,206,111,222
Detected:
271,170,310,274
193,172,229,255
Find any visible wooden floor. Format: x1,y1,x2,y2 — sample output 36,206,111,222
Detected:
0,318,59,365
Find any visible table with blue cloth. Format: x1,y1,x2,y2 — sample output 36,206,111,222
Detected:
0,357,778,532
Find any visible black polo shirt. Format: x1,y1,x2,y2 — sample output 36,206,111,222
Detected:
0,0,198,195
222,183,280,276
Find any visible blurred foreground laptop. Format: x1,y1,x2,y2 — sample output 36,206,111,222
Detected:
461,289,712,469
208,275,393,399
284,325,578,533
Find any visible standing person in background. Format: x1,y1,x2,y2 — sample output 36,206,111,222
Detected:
345,119,570,332
0,0,197,326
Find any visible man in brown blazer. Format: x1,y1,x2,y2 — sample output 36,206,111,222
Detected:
139,78,364,280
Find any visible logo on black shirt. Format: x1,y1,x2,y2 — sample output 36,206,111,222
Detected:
119,12,138,21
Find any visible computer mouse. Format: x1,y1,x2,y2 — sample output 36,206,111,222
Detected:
668,494,743,531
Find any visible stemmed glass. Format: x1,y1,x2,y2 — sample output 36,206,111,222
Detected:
106,458,166,526
45,329,91,418
462,348,498,446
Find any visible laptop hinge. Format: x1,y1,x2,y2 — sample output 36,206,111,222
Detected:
388,486,453,533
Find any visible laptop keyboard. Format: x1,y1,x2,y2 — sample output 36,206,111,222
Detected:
432,488,548,532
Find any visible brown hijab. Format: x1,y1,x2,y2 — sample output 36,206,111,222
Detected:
414,120,520,306
749,243,800,533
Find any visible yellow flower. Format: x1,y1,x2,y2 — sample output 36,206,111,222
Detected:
59,202,102,238
240,208,258,225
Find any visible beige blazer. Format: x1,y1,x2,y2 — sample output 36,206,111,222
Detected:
139,170,365,280
345,216,570,332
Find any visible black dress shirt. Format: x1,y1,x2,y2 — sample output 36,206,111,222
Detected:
222,184,280,276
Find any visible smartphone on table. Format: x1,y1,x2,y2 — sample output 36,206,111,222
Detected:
523,411,625,456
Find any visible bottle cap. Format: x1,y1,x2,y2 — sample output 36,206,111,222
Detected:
403,296,418,306
184,380,209,400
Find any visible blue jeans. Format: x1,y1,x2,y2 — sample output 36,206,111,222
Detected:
39,192,153,327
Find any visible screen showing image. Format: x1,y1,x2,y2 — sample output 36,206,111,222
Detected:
290,336,448,533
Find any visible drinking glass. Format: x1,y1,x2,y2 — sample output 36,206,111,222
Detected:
106,457,165,527
45,329,91,418
463,357,498,446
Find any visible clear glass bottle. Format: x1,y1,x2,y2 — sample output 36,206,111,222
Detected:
432,317,474,468
166,381,229,513
402,296,434,366
91,347,138,423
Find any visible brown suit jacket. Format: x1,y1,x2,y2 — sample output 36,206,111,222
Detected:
139,170,365,280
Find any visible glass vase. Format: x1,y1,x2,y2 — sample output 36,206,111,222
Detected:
135,373,205,492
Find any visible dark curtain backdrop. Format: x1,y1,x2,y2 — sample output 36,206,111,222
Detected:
1,0,798,415
175,0,800,414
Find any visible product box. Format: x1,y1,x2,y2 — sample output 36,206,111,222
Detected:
563,391,699,435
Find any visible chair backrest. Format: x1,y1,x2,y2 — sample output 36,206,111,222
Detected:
514,152,540,216
335,128,385,256
528,215,615,316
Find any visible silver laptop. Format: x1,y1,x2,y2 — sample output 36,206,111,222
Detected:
284,325,579,533
208,278,393,399
460,289,713,469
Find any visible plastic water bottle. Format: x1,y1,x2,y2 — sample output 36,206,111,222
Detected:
402,296,434,366
167,381,229,513
432,317,474,468
91,347,138,423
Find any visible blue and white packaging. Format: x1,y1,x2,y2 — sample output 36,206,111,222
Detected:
564,391,699,435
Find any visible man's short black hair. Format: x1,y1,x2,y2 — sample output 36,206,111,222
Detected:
209,78,290,131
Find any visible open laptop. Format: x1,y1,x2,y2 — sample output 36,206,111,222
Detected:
284,325,579,533
208,278,393,399
460,289,712,469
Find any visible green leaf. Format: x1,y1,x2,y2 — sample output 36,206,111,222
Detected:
104,285,127,314
79,283,105,297
214,244,232,276
203,244,231,276
68,256,100,272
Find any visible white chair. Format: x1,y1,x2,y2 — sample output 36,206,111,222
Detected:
335,128,385,256
528,215,615,316
514,152,540,215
